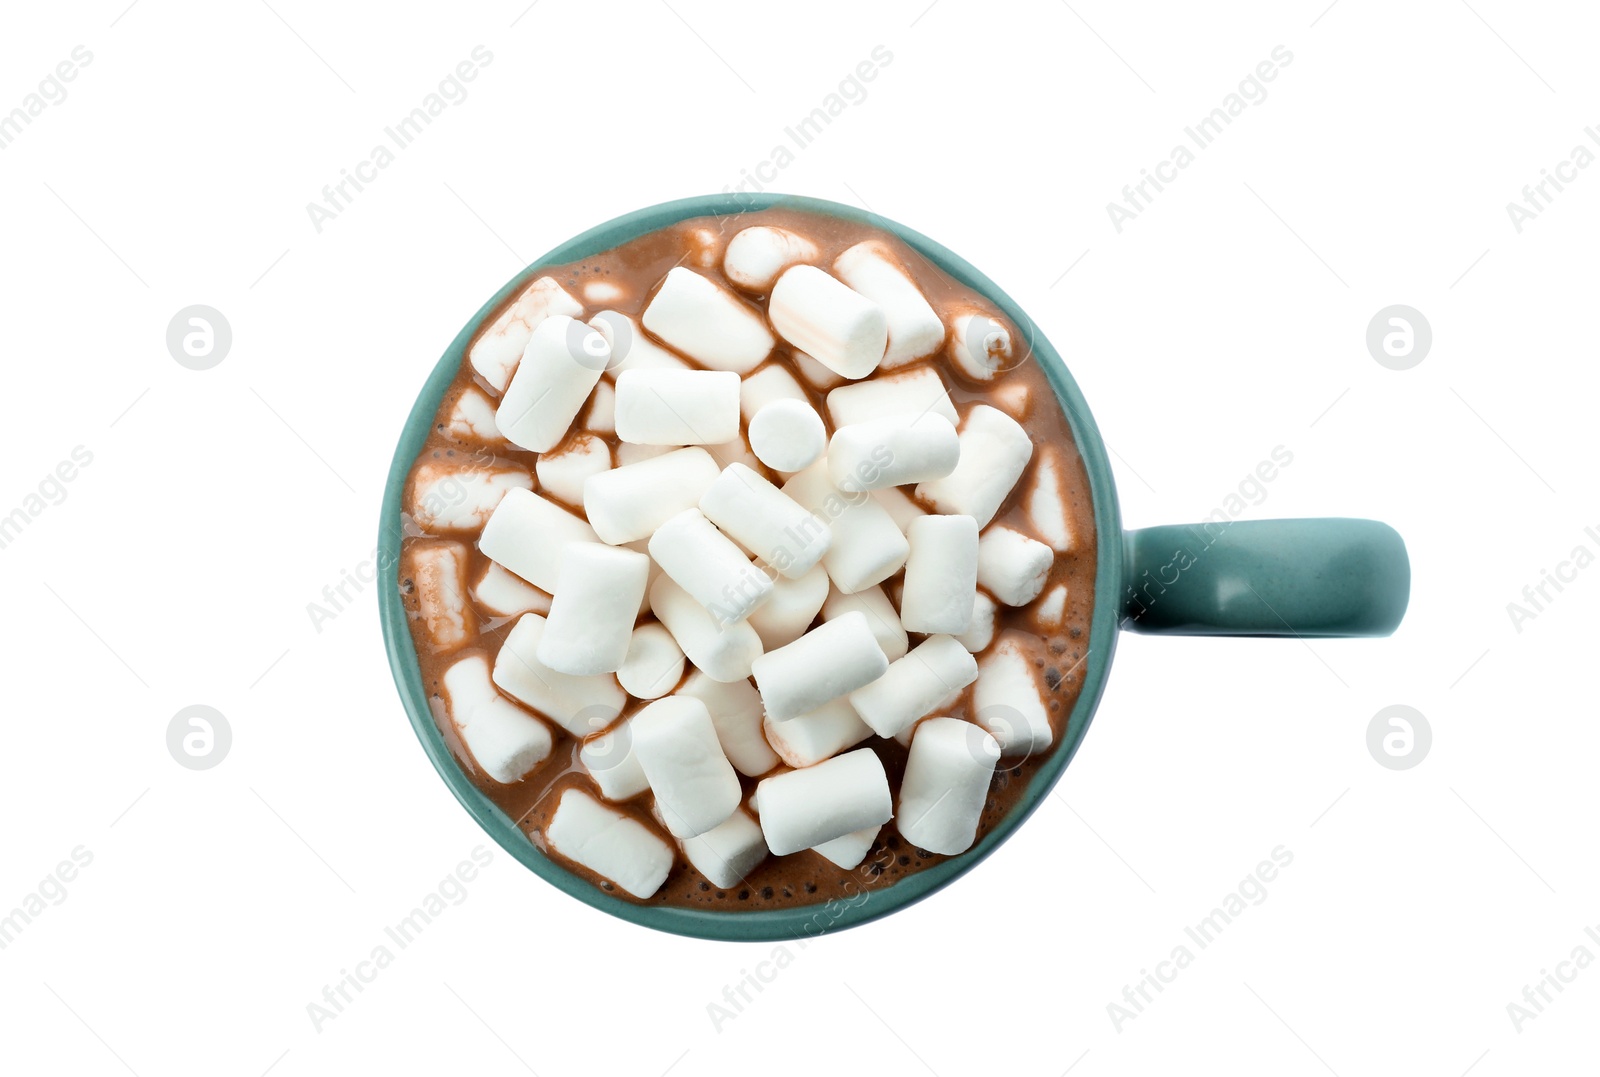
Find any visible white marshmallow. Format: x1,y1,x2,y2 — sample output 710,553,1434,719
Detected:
825,366,958,428
898,717,1000,855
537,544,649,675
473,562,551,619
782,463,909,594
585,379,616,434
589,311,690,374
616,442,672,466
973,633,1054,755
833,240,945,368
582,447,720,545
649,575,764,683
649,508,773,624
826,413,959,491
614,368,741,446
813,826,880,869
948,309,1017,382
900,515,979,634
749,399,827,474
631,697,741,838
769,265,887,380
792,350,844,391
444,387,504,443
822,584,908,662
496,315,608,452
546,787,673,900
1034,585,1068,627
479,488,599,593
583,279,626,305
752,611,888,722
491,614,626,736
755,748,893,855
1027,448,1079,553
442,654,552,784
408,462,532,534
740,363,809,424
990,379,1032,420
957,591,999,653
872,486,926,535
406,541,472,652
849,635,979,738
746,562,829,650
617,624,686,699
763,697,872,769
699,464,831,580
469,276,584,392
535,432,611,508
641,267,773,373
723,225,820,292
917,405,1034,528
677,671,779,776
578,715,650,801
681,810,768,889
977,526,1055,606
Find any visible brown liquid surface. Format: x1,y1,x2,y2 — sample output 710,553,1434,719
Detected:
398,208,1098,910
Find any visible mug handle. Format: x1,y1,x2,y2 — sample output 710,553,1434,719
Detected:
1121,518,1410,637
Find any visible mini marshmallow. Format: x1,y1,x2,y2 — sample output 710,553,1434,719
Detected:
677,670,779,776
948,308,1017,382
469,276,584,392
649,508,773,623
443,654,552,784
739,363,809,424
537,544,650,675
641,267,773,373
683,225,721,268
762,697,872,769
977,526,1054,606
408,462,532,534
681,810,768,889
492,614,626,736
755,748,893,855
917,405,1034,528
746,562,829,650
545,787,673,900
724,225,820,292
405,541,472,652
1027,448,1078,553
593,310,693,375
752,611,888,722
473,562,551,619
813,826,879,869
825,366,958,428
614,368,741,446
900,515,979,634
585,379,616,434
792,350,844,391
496,315,608,452
990,379,1031,420
834,241,945,368
649,575,764,683
973,633,1053,755
826,412,959,491
583,279,626,305
749,399,827,473
631,697,741,838
699,464,831,579
535,432,611,508
872,486,926,535
479,488,599,593
583,447,721,545
617,624,686,699
444,387,504,443
782,463,909,594
898,717,1000,855
822,584,908,662
578,715,650,801
1034,585,1068,628
957,591,999,653
769,265,887,380
848,635,979,738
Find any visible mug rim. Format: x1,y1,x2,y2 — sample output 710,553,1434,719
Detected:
378,191,1126,941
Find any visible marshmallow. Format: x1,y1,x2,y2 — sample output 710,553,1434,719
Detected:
590,311,691,374
990,379,1032,420
973,633,1053,755
617,623,686,699
681,810,768,889
496,315,608,452
826,413,960,491
898,717,1000,855
782,463,909,594
948,308,1017,382
408,462,532,534
833,241,944,368
871,486,926,535
849,635,979,738
406,541,472,652
706,435,764,476
749,399,827,473
724,225,820,292
747,562,829,650
469,276,584,392
473,562,551,619
492,614,626,736
442,654,552,784
535,432,611,507
578,715,649,800
677,670,779,776
752,611,888,722
822,584,908,662
649,508,773,624
900,515,979,634
792,350,844,391
825,366,958,428
1027,448,1078,553
957,591,999,653
616,442,672,466
622,538,664,618
479,488,598,593
583,447,721,545
583,279,626,305
614,368,741,446
683,225,721,268
977,526,1055,606
641,267,773,373
585,379,616,434
763,697,872,769
649,575,764,683
699,464,831,580
545,787,673,899
769,265,887,380
444,387,504,443
813,826,880,869
537,543,649,675
740,363,809,424
1034,585,1068,628
917,405,1033,528
755,748,893,855
631,697,741,838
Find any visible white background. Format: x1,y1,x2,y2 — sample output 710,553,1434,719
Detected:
1,1,1596,1074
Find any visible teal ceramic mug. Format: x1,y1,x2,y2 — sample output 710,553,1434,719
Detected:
379,192,1410,940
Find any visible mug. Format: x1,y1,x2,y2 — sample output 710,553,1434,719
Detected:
379,192,1410,940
